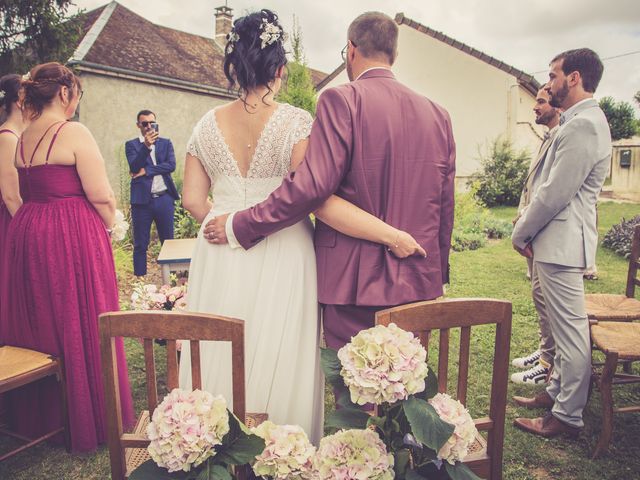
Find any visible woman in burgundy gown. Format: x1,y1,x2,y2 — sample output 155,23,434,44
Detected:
0,62,134,453
0,74,26,261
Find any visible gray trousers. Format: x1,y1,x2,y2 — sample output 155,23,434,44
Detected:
528,258,555,366
535,261,591,428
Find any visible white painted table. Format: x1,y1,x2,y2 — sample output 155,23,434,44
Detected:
157,238,197,284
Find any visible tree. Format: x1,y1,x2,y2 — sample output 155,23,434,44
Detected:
277,16,317,116
635,90,640,108
599,96,639,141
0,0,84,75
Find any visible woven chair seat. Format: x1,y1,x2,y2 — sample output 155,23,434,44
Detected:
591,322,640,360
0,346,55,382
586,294,640,321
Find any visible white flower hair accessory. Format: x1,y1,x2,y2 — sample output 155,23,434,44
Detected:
0,90,5,102
226,30,240,53
22,72,31,81
259,18,286,49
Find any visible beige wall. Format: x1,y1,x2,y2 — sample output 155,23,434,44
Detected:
321,25,545,181
78,73,229,204
611,143,640,201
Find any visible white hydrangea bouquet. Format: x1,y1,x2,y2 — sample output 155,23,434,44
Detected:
251,421,316,479
129,388,265,480
322,323,481,480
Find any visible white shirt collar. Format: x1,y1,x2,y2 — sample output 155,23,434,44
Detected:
356,67,392,81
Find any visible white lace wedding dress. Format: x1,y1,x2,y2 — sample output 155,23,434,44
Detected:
178,103,324,444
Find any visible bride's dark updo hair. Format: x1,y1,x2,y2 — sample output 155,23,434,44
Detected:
223,9,287,95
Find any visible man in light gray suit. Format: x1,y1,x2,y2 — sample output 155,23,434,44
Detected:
510,88,560,386
511,48,611,438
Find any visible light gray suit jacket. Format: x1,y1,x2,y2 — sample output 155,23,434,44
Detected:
512,98,611,268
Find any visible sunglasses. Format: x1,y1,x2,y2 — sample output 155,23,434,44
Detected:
139,121,157,127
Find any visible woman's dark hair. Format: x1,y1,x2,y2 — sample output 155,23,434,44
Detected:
0,74,22,121
223,9,287,103
22,62,81,119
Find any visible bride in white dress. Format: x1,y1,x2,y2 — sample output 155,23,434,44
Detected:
178,9,424,444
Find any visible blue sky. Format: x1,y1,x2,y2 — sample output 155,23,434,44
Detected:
74,0,640,112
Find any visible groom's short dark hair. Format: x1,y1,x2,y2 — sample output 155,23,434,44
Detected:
348,12,398,64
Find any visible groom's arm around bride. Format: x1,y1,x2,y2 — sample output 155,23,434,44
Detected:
206,12,456,350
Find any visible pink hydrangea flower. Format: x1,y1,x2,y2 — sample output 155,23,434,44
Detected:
428,393,478,464
337,323,429,405
252,421,315,479
146,389,230,472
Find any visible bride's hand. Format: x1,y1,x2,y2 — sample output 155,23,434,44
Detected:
388,230,427,259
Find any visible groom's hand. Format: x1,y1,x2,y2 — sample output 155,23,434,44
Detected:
204,214,229,244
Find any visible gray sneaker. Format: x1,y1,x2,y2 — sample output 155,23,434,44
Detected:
511,364,550,385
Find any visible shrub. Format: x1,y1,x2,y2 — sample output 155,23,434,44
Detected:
602,215,640,258
452,189,513,252
174,205,200,239
470,137,530,207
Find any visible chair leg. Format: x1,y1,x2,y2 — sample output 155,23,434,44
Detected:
622,360,633,374
593,352,618,458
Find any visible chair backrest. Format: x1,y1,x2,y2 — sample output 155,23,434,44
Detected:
375,298,511,480
99,311,245,478
626,225,640,298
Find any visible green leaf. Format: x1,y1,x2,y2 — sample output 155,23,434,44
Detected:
209,465,233,480
403,397,455,452
324,407,371,430
406,469,428,480
394,449,411,478
129,460,194,480
445,462,483,480
424,368,439,399
320,347,343,386
214,412,265,466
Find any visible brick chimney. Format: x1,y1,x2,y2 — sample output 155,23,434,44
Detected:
215,5,233,49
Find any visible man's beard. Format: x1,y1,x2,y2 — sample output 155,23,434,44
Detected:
549,80,569,108
535,110,555,125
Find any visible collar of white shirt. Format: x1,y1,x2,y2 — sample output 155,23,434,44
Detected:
355,67,393,81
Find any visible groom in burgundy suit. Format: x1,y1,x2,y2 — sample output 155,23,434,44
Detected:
205,12,455,352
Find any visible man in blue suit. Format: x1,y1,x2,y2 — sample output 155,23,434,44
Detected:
125,110,180,276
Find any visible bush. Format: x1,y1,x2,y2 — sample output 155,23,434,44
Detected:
602,215,640,258
452,189,513,252
174,205,200,239
469,137,530,207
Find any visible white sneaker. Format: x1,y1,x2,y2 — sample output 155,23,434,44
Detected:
511,364,550,385
512,350,541,369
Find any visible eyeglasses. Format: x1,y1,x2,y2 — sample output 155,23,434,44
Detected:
78,89,84,101
139,121,157,127
341,41,356,62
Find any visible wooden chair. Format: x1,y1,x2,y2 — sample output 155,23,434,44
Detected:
376,298,512,480
100,311,252,480
589,321,640,458
0,345,69,461
586,225,640,322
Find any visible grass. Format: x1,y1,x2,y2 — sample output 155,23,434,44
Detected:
1,201,639,479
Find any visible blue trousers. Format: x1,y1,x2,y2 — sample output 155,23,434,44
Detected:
131,193,175,276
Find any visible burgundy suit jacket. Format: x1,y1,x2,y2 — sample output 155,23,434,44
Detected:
232,69,455,306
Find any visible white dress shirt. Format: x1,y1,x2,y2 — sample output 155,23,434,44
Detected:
139,135,168,194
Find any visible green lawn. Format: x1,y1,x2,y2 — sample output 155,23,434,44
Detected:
1,201,639,479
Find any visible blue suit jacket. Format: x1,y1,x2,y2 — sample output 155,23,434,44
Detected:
125,137,180,206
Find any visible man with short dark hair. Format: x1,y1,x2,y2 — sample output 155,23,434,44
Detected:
511,88,560,386
204,11,455,353
511,48,611,438
125,110,179,276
